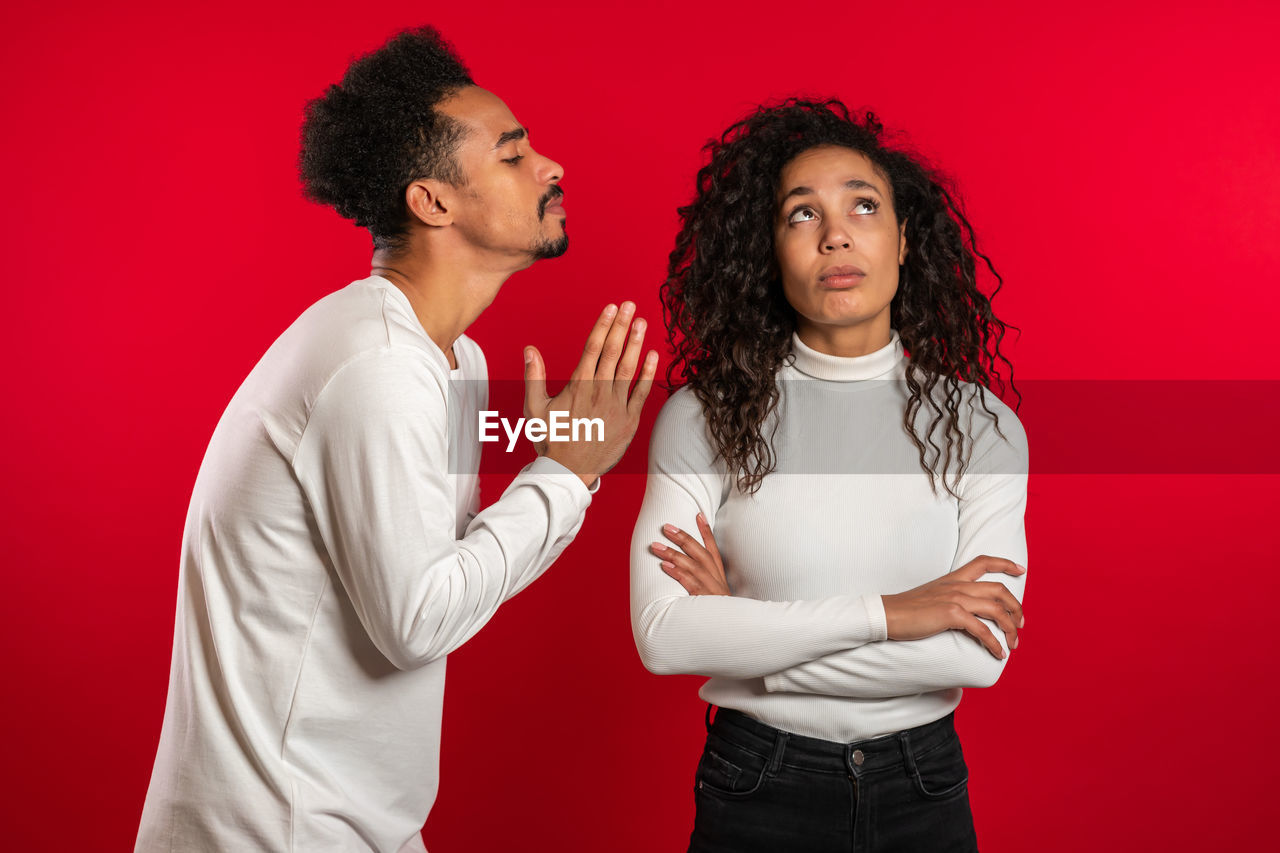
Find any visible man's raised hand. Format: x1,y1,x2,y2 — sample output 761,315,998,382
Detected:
523,302,658,487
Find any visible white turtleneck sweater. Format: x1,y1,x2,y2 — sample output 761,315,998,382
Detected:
630,331,1028,742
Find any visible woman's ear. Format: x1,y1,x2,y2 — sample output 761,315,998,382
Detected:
898,218,909,265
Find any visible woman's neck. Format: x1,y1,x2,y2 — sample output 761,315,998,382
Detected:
794,317,892,358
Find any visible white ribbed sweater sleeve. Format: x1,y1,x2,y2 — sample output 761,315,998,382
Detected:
293,346,592,671
630,392,888,679
763,409,1029,698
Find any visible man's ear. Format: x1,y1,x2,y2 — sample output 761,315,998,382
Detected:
406,181,454,227
898,218,909,265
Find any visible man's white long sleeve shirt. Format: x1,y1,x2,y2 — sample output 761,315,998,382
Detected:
137,276,593,852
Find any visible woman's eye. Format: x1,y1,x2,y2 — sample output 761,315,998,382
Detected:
853,198,879,215
502,155,524,165
787,207,816,224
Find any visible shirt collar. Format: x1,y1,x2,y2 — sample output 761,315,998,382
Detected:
787,330,905,381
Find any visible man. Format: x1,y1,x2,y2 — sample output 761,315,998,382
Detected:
135,27,656,852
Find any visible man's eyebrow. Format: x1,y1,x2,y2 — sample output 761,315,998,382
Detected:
780,179,884,203
493,127,527,149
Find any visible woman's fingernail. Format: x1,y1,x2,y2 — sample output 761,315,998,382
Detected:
663,524,677,535
660,561,675,571
650,542,666,553
696,512,706,524
1020,615,1025,628
1015,563,1027,573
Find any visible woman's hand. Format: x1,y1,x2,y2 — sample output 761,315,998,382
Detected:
650,513,730,596
883,556,1026,659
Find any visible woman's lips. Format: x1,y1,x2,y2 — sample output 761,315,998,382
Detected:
820,274,864,288
818,265,866,289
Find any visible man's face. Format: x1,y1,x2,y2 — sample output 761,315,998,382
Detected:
437,86,567,263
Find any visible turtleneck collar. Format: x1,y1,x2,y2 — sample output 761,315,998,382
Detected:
787,330,905,381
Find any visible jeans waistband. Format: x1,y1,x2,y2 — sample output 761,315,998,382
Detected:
706,706,957,775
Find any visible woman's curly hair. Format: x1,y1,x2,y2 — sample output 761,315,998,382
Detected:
299,26,474,251
661,98,1017,496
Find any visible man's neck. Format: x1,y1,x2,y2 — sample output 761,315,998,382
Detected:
371,243,522,367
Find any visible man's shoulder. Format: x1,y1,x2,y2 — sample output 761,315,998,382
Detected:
236,278,447,417
275,277,446,375
296,276,424,348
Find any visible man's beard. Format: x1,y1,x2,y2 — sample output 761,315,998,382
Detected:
531,186,569,259
531,227,569,260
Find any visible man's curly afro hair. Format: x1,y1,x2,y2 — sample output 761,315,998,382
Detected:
299,26,474,251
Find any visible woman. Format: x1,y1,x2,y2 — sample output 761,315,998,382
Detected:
629,99,1028,852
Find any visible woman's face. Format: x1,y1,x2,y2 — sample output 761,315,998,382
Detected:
773,145,907,350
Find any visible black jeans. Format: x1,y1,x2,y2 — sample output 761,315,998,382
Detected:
689,707,979,853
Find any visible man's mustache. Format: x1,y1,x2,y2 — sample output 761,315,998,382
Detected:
537,185,564,219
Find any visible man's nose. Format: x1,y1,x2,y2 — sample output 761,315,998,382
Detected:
538,151,564,184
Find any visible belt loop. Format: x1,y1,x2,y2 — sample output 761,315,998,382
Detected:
705,703,716,733
767,730,789,776
898,730,917,775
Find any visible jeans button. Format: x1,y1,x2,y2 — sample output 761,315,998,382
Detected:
852,749,865,766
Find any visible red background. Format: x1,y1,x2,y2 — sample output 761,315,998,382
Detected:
4,1,1278,850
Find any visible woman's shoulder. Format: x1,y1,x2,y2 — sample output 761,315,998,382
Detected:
651,385,711,442
648,385,721,469
956,381,1028,470
659,383,705,410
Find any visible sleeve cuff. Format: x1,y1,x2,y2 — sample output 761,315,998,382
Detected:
762,594,888,694
863,594,889,642
519,455,597,506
